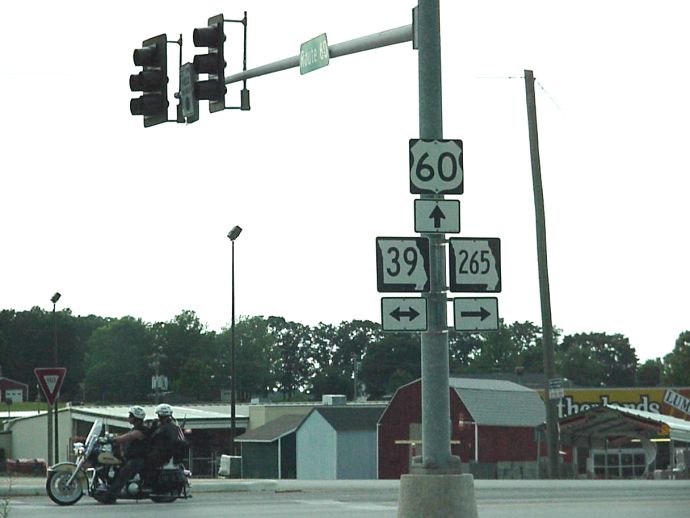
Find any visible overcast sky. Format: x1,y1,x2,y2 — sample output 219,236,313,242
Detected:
1,1,688,362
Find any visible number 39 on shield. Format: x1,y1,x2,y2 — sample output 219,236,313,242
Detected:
376,237,430,293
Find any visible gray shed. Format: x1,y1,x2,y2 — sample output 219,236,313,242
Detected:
236,414,305,479
296,406,385,479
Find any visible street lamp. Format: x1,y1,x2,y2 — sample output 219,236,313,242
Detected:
50,291,61,463
227,225,242,457
50,292,61,366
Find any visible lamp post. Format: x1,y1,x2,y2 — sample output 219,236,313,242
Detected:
227,225,242,457
50,291,61,463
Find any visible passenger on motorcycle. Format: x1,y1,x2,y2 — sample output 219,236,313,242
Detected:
146,403,185,470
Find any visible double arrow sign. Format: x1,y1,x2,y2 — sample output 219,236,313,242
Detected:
381,298,428,332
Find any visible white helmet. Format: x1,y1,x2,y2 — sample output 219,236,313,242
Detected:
128,405,146,420
155,403,173,417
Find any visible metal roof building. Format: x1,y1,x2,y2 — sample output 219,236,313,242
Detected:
449,378,545,427
296,405,386,480
559,404,690,478
5,404,248,477
236,414,306,479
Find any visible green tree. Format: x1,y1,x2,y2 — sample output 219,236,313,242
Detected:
267,317,312,399
558,332,638,387
0,308,52,398
510,321,546,373
215,316,277,401
464,319,519,373
310,365,353,398
304,320,382,400
448,330,483,373
637,358,663,386
153,310,218,400
83,317,153,402
663,331,690,385
360,332,420,399
387,368,417,394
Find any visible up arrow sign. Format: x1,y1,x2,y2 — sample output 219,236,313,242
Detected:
453,298,499,331
414,199,460,234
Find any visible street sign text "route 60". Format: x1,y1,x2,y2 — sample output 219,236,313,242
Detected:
409,139,463,194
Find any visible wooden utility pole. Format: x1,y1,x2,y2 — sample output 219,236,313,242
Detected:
524,69,560,478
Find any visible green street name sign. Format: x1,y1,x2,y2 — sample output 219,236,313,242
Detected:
300,33,329,75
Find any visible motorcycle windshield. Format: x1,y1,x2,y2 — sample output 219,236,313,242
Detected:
83,420,103,458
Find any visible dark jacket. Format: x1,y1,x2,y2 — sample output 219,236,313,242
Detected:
123,422,150,460
148,418,184,465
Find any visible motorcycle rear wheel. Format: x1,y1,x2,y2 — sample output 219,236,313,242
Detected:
46,470,84,506
151,493,178,503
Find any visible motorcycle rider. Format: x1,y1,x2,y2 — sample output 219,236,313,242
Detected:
146,403,185,470
97,405,150,504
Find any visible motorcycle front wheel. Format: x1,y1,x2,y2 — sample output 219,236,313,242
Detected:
46,470,84,505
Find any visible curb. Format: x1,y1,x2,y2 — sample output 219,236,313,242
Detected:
192,480,279,493
0,479,280,498
0,486,45,497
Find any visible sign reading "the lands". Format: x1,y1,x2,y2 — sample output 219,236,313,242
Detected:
663,389,690,417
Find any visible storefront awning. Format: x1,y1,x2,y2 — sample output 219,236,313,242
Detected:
560,404,690,448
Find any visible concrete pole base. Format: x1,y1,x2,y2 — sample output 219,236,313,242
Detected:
398,473,478,518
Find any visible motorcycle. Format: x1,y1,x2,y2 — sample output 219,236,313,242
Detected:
46,419,191,505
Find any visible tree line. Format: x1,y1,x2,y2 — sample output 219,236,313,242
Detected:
1,307,689,404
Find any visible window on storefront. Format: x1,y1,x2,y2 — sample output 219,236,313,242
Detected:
592,448,647,478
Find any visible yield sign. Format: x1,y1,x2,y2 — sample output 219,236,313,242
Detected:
34,367,67,405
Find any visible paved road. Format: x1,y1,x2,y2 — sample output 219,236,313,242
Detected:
3,479,690,517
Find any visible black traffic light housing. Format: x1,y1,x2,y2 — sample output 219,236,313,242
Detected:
193,14,227,113
130,34,169,127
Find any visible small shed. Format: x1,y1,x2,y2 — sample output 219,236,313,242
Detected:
296,405,385,479
0,375,28,404
236,414,305,479
378,377,546,479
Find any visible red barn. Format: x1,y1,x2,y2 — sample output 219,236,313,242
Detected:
378,377,546,479
0,374,29,403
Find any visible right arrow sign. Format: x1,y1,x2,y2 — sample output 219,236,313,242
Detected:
453,297,499,331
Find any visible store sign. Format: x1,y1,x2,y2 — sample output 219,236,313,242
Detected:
537,387,690,419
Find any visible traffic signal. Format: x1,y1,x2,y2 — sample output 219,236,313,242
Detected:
130,34,169,127
193,14,227,113
177,63,199,124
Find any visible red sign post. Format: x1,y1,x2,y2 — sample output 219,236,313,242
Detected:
34,367,67,406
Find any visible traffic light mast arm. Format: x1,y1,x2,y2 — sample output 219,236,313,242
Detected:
223,23,412,85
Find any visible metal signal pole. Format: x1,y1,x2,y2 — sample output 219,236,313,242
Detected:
399,2,478,517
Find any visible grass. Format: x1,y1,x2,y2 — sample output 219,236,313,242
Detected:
4,402,65,412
